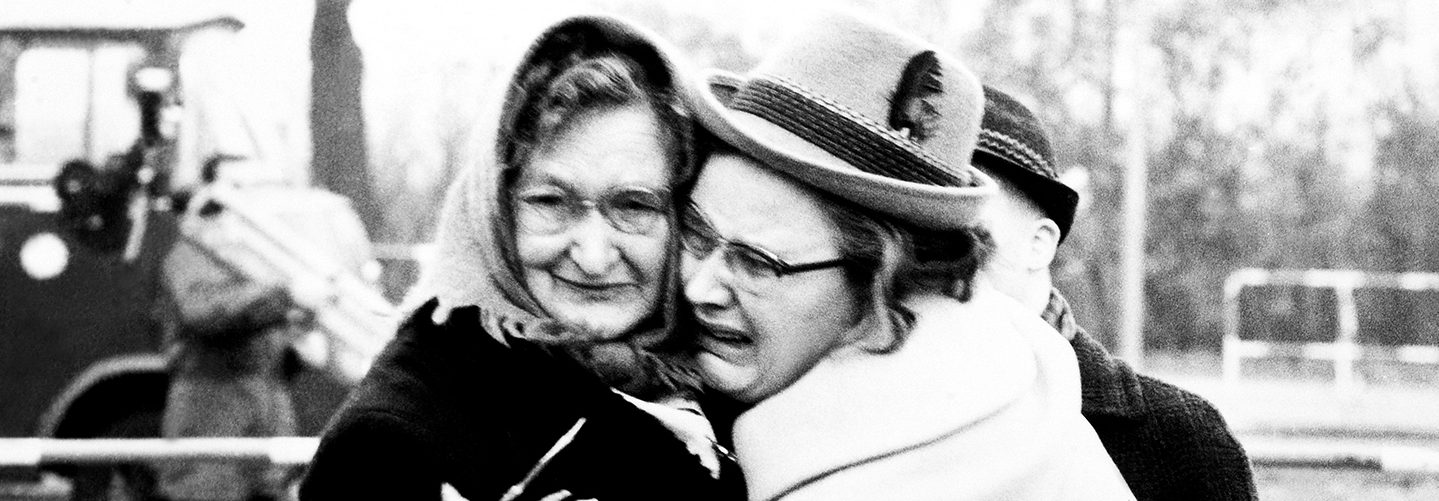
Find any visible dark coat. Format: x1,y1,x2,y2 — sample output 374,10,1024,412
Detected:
1072,330,1258,501
299,301,743,501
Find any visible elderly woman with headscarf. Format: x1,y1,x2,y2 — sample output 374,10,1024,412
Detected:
677,11,1136,501
300,15,742,501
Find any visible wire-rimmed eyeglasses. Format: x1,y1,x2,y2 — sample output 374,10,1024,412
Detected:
514,185,672,235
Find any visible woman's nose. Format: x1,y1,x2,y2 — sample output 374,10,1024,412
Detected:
683,252,733,309
566,212,620,275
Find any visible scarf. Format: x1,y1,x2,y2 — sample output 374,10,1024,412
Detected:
405,14,704,403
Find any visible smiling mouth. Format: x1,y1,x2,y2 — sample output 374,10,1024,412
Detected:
554,275,635,292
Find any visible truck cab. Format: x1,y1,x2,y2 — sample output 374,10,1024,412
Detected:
1,5,389,498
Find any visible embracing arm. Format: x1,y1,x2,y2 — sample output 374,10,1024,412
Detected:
299,409,443,501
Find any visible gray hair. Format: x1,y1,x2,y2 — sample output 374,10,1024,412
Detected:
507,52,689,179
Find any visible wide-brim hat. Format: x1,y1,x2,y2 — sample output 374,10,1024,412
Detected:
974,85,1079,241
682,11,996,230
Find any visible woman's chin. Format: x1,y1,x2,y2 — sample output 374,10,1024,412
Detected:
537,278,654,334
697,352,762,403
552,309,644,341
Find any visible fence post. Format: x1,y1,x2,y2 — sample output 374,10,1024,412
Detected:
1221,269,1253,387
1333,279,1359,395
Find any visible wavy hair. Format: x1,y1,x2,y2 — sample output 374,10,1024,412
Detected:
506,51,691,183
820,193,994,353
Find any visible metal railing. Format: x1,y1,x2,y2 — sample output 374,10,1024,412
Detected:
1244,436,1439,473
0,438,317,467
1222,268,1439,393
2,436,1438,474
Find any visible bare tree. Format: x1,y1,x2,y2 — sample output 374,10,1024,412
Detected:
310,0,377,235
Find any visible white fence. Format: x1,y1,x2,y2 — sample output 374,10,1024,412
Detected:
2,436,1438,474
0,437,316,467
1222,268,1439,393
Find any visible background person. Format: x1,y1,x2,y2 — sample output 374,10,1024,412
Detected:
300,15,741,501
679,11,1134,500
970,84,1257,500
156,262,300,501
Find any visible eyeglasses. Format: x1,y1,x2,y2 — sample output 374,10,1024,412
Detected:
514,185,672,235
680,202,847,287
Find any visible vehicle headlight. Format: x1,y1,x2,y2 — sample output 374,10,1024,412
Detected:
19,232,69,280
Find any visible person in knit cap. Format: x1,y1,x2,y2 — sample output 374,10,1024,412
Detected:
679,10,1134,500
300,15,743,501
970,85,1257,500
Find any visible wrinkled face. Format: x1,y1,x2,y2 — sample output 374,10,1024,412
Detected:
682,153,861,403
514,104,674,339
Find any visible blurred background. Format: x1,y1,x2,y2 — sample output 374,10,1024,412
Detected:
349,0,1439,376
3,0,1438,499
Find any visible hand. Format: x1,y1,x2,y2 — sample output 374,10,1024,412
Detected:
440,483,468,501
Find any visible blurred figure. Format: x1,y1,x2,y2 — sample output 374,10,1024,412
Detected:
156,226,304,501
970,85,1257,500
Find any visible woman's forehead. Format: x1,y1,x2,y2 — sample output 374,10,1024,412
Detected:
518,105,673,189
691,153,838,255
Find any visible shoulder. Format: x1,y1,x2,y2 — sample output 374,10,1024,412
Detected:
363,300,511,390
1097,370,1256,498
302,406,445,500
1132,374,1242,447
1077,344,1243,452
323,301,515,440
1135,375,1225,426
320,406,439,449
1064,322,1255,498
1138,375,1259,498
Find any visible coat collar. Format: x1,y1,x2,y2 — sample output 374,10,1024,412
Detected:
733,292,1043,500
1045,290,1148,420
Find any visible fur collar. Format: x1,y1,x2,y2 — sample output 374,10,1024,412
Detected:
733,289,1055,500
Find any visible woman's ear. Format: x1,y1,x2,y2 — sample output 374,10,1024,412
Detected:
845,305,906,354
853,327,898,353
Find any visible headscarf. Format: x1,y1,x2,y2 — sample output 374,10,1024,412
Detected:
407,14,701,401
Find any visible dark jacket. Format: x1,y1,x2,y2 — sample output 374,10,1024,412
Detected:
1067,319,1258,500
299,301,742,501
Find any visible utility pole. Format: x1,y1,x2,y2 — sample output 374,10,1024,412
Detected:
1103,0,1146,368
1120,120,1147,370
310,0,377,236
1,38,21,162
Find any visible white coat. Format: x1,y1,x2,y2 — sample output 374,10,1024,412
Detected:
733,287,1135,501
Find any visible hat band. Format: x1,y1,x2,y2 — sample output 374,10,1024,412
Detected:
977,130,1056,178
729,76,973,188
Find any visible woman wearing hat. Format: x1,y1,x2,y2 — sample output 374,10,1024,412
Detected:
300,16,742,501
679,11,1135,500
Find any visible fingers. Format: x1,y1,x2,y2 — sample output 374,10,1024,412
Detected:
538,490,571,501
537,490,597,501
440,483,469,501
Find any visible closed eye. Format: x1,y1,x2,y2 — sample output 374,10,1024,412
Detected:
620,185,671,206
517,189,569,208
726,243,784,276
613,194,664,213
